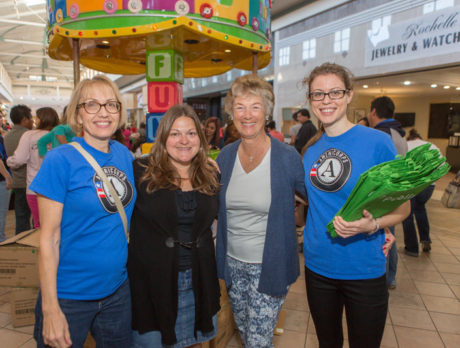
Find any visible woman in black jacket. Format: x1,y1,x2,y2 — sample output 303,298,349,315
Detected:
128,104,220,347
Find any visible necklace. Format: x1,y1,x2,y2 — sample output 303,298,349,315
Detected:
249,155,254,162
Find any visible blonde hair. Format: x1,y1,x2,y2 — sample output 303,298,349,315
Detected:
140,104,219,196
224,74,274,119
66,75,126,134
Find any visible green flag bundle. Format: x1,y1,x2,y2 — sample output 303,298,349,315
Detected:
327,143,451,237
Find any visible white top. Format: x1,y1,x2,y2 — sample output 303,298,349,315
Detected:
226,147,271,263
289,123,301,137
407,138,441,153
7,129,48,195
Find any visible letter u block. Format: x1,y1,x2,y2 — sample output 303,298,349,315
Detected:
147,82,183,113
146,50,184,84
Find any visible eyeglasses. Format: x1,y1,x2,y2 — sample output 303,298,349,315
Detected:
309,89,349,101
77,100,121,114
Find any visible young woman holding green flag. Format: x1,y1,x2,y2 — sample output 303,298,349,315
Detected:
301,62,410,348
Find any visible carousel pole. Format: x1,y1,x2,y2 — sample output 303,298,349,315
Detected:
72,38,80,87
252,52,258,75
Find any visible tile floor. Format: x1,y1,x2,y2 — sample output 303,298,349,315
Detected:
1,172,459,347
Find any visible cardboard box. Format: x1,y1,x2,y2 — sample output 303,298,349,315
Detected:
10,287,38,327
0,229,40,287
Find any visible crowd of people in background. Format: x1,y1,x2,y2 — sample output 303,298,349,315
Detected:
0,61,444,348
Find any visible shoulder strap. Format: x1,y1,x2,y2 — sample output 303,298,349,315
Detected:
69,142,129,242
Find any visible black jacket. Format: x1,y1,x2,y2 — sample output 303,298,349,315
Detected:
295,120,317,153
374,119,406,137
128,159,220,345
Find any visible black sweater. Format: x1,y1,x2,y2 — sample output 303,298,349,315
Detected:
128,159,220,345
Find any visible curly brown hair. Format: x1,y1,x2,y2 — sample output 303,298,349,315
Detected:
139,104,219,195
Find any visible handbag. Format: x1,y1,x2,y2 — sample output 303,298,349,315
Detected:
69,142,129,242
441,170,460,209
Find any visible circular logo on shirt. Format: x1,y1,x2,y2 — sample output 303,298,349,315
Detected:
310,148,351,192
93,166,134,213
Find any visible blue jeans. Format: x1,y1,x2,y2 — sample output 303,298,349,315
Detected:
34,279,132,348
14,187,31,234
305,267,388,348
402,185,435,253
386,226,397,286
0,181,10,242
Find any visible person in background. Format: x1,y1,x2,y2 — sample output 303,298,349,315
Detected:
121,125,132,150
302,63,409,348
402,128,441,256
368,95,407,290
31,75,136,348
37,107,76,157
7,107,59,228
4,105,33,234
266,120,285,143
0,134,12,242
357,116,369,126
216,74,305,348
294,108,317,153
289,111,302,146
204,116,224,149
224,120,240,146
129,104,220,347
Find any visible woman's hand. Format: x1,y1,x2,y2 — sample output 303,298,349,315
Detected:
333,209,376,238
42,308,72,348
382,227,395,257
207,157,221,174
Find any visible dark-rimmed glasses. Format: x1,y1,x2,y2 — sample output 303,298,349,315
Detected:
309,89,349,101
77,101,121,114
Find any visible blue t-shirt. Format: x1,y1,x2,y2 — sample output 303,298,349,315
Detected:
30,137,136,300
303,125,396,280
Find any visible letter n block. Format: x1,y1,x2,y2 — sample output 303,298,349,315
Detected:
146,50,184,84
147,82,183,113
146,113,163,142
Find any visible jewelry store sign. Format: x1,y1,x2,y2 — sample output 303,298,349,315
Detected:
365,6,460,67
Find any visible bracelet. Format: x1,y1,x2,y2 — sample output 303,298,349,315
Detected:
369,218,380,235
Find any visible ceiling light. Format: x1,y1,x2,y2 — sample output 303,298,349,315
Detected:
224,49,231,53
443,85,450,89
362,85,368,88
456,87,460,90
403,81,411,85
430,84,437,88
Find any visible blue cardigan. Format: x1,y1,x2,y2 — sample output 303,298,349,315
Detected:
216,138,306,296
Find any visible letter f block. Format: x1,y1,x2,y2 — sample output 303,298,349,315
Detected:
147,82,183,113
146,50,184,84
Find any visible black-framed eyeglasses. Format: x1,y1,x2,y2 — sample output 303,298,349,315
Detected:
77,101,121,114
309,89,349,101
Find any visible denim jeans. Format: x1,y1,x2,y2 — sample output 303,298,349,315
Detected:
34,279,132,348
0,181,10,242
402,185,435,253
386,226,398,286
14,187,31,234
305,267,388,348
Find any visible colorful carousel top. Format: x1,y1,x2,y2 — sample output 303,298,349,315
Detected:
46,0,272,77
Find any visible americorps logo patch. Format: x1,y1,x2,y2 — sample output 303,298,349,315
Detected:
92,166,134,212
310,148,351,192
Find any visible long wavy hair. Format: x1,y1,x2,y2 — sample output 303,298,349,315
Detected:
301,62,354,155
204,116,222,148
139,104,219,195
